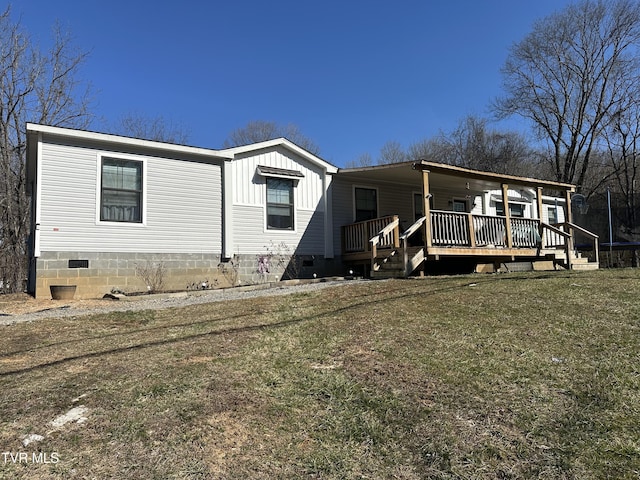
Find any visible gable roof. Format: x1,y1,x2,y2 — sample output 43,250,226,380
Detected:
221,137,338,173
26,123,233,160
26,125,339,174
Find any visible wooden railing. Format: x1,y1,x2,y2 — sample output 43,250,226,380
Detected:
511,218,541,248
472,215,507,247
431,211,470,246
569,222,600,266
400,216,427,276
370,216,400,270
399,216,426,245
546,222,599,266
431,211,542,248
542,223,567,248
540,223,573,268
342,215,398,253
342,213,599,268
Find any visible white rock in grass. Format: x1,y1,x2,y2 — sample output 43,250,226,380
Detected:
50,406,89,430
22,434,44,446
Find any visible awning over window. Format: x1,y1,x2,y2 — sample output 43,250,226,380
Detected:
256,165,304,179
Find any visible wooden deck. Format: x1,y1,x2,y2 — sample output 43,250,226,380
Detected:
341,211,599,276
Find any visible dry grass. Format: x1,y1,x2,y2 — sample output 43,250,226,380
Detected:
1,270,639,479
0,293,111,316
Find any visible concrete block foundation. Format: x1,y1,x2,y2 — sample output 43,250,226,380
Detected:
34,251,336,299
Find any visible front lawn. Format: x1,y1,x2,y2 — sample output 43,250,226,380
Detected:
1,270,639,479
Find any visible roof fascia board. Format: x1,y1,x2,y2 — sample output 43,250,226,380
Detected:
26,123,233,160
338,160,416,174
414,161,576,191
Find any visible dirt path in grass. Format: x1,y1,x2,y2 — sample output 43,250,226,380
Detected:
0,279,366,325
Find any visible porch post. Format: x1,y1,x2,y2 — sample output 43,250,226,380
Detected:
501,183,513,248
422,169,432,248
536,186,545,245
564,189,573,224
536,187,544,221
565,189,574,267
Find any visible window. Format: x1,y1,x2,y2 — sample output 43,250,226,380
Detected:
496,202,525,218
355,187,377,222
414,192,433,221
547,206,558,224
452,199,467,213
266,178,294,230
101,158,142,223
413,193,423,221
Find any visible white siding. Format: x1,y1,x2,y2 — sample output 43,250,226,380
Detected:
541,199,566,223
230,146,327,255
232,205,324,255
231,147,325,211
38,140,223,254
485,188,535,218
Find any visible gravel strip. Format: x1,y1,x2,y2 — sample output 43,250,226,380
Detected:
0,279,367,326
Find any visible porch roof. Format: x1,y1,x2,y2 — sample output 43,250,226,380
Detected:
338,160,576,193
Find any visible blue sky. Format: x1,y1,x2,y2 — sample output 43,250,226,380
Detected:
15,0,573,166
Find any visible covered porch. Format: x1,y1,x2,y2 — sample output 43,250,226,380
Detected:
338,161,599,276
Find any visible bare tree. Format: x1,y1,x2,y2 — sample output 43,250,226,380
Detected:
604,106,640,233
495,0,640,190
112,113,190,144
407,139,437,163
223,120,320,155
378,141,406,165
0,8,92,293
411,116,535,176
344,152,373,168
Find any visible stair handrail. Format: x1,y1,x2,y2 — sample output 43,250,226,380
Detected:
558,222,599,240
369,216,400,271
369,216,400,247
400,216,427,277
553,222,599,266
541,222,572,240
399,216,426,245
541,222,573,269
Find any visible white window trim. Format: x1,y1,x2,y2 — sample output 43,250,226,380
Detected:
96,152,148,226
264,177,297,233
352,185,379,223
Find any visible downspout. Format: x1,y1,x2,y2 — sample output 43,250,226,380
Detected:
34,133,43,258
222,158,234,259
323,171,334,259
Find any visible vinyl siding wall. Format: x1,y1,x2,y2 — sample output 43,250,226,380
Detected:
230,146,327,255
38,137,223,254
332,177,418,257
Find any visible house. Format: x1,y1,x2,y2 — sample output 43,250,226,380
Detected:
25,124,599,299
25,124,337,299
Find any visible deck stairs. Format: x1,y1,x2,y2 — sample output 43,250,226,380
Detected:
370,246,424,279
545,249,600,271
371,246,599,279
